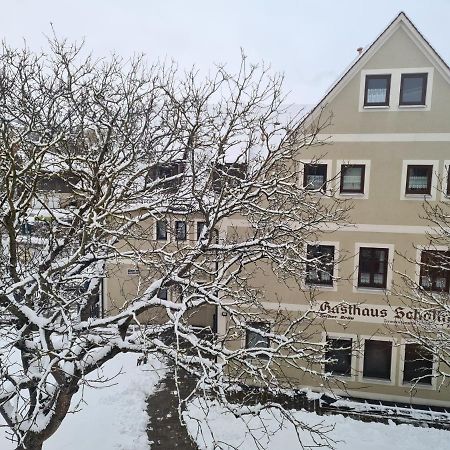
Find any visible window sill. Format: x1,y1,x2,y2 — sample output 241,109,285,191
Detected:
402,381,435,390
354,286,389,295
338,192,366,199
402,193,432,201
361,376,394,385
306,283,335,290
326,373,356,382
398,104,427,109
363,105,390,109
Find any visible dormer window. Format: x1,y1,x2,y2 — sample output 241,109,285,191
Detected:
399,73,427,106
364,74,391,106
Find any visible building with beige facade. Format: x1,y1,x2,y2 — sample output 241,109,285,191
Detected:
102,12,450,407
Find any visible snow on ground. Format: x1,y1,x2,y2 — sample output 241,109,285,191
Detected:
184,398,450,450
2,357,450,450
0,353,167,450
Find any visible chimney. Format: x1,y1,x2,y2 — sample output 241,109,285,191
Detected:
357,47,364,56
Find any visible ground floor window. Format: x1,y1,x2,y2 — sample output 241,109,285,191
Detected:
246,322,270,351
175,220,187,241
156,219,167,240
325,337,352,376
363,339,392,380
403,343,433,385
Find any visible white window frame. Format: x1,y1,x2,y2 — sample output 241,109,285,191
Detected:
358,335,397,386
400,160,439,201
359,67,434,112
336,160,371,199
303,240,340,292
322,332,357,381
441,160,450,202
399,339,437,390
353,242,394,294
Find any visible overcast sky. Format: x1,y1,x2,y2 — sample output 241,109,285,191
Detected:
2,1,449,105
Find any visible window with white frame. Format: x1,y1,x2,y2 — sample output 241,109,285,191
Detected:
405,165,433,195
403,343,433,385
360,68,433,112
364,74,391,106
340,164,365,194
303,164,328,192
324,337,352,376
306,244,335,286
399,73,428,106
357,247,389,289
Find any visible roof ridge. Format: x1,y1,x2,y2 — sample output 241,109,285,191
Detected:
299,11,450,128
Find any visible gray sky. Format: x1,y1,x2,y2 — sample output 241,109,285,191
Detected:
2,1,449,104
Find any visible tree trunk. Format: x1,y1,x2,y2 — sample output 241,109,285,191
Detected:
15,435,44,450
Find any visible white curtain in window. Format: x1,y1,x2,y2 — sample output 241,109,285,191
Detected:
367,88,387,103
342,167,362,190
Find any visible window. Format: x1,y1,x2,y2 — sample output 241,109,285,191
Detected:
306,244,335,286
403,344,433,385
420,250,450,292
197,221,207,240
303,164,327,191
405,165,432,195
340,164,365,194
175,221,187,241
156,219,167,240
325,338,352,376
364,74,391,106
363,339,392,380
158,288,168,300
246,322,270,351
400,73,427,106
358,247,389,289
20,221,34,236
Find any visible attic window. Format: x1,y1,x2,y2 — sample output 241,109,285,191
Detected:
399,73,427,106
364,74,391,107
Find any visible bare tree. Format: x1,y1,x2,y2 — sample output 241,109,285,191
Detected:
395,194,450,388
0,38,349,449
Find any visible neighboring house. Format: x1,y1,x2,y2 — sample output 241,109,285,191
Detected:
103,12,450,406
